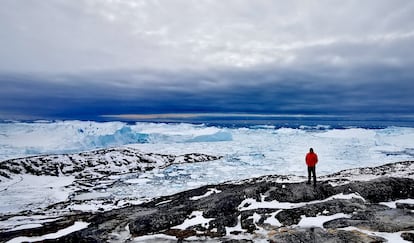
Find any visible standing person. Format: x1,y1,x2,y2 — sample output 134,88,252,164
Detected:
306,148,318,186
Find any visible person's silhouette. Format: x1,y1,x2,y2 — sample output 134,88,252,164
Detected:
305,148,318,186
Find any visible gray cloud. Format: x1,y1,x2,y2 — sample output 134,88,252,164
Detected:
1,65,412,119
1,0,414,119
1,0,414,74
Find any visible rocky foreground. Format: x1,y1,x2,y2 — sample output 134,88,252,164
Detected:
1,161,414,242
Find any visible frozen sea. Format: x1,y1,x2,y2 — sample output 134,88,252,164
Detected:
1,117,414,205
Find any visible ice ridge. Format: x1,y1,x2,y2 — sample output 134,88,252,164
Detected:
0,147,222,182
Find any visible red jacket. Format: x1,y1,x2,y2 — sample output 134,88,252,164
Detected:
306,152,318,167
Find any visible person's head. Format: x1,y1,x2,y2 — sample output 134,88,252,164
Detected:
309,148,314,153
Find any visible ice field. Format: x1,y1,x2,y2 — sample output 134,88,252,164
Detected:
1,120,414,205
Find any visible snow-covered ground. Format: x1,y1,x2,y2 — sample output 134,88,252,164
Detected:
0,121,413,232
6,221,90,243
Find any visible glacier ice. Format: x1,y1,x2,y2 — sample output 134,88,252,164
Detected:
0,120,414,214
0,121,233,161
1,120,414,177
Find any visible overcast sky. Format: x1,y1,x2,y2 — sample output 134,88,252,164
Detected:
1,0,414,120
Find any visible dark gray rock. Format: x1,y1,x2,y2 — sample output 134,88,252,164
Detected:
276,198,365,226
265,181,336,203
401,232,414,242
129,206,191,236
397,202,414,210
41,177,413,242
334,177,414,203
324,207,414,233
1,161,414,243
267,227,385,243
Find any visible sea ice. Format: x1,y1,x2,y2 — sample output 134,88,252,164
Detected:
0,121,414,217
0,175,74,214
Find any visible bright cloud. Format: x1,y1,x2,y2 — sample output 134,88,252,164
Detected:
1,0,414,72
0,0,413,119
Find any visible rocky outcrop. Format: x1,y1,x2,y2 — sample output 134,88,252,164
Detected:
0,147,222,181
2,161,413,243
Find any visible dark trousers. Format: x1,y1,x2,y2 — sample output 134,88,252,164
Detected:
308,166,316,185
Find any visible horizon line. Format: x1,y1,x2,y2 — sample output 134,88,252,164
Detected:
101,113,347,120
